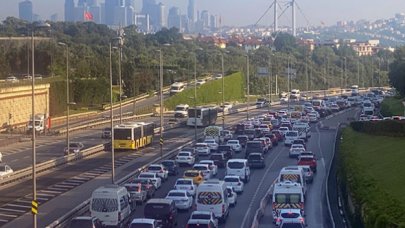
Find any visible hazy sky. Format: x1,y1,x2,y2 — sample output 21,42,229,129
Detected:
0,0,403,27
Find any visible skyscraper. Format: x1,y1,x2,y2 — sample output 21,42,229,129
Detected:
158,3,166,29
187,0,195,22
105,0,118,25
19,0,33,22
168,7,181,30
64,0,75,22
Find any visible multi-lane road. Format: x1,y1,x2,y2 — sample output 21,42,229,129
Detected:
0,99,358,228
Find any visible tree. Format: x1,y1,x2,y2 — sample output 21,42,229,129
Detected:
389,47,405,96
273,33,297,52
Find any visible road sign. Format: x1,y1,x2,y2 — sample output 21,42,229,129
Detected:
160,137,164,145
31,200,38,214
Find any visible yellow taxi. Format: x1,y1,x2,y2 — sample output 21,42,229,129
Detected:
183,170,204,185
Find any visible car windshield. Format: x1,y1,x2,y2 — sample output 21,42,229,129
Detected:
204,140,215,143
175,106,187,111
139,174,154,178
227,162,245,169
0,166,7,172
168,192,185,197
148,166,161,171
286,132,298,137
70,219,93,228
249,155,262,160
227,141,237,144
191,213,210,220
176,180,192,185
196,144,207,148
162,161,174,167
185,172,199,177
194,166,208,170
224,177,239,182
178,152,190,157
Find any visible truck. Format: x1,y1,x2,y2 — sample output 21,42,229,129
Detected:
174,104,189,118
27,114,48,134
292,122,310,142
272,181,305,223
204,126,223,143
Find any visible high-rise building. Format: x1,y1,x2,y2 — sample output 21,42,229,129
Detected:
105,0,118,25
19,0,33,22
168,7,181,30
201,10,209,28
158,3,166,28
50,13,58,22
64,0,75,22
187,0,195,22
78,0,86,7
87,0,99,7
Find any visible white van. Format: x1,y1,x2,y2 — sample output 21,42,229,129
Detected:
170,82,185,95
196,180,230,222
226,159,250,183
90,185,132,227
277,166,307,195
284,131,299,146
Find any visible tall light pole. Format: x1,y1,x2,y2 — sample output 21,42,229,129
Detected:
246,54,250,120
58,42,75,155
31,21,50,228
109,42,116,184
116,37,124,124
194,54,198,143
157,50,164,158
221,52,225,129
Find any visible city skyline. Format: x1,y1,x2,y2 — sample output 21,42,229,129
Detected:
0,0,404,27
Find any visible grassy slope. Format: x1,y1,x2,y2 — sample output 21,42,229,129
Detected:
164,72,245,110
380,97,404,117
341,128,405,224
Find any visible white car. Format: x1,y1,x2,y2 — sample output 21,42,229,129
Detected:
276,209,305,226
174,178,196,196
226,140,242,152
195,143,210,156
222,102,233,113
278,127,289,136
193,164,212,179
146,164,168,181
289,144,306,158
226,186,237,207
0,164,13,178
224,175,244,193
256,101,266,108
6,76,19,83
165,190,193,210
189,211,219,228
138,172,162,189
175,151,195,166
199,160,218,176
308,113,318,123
203,138,218,151
196,79,206,86
220,130,233,141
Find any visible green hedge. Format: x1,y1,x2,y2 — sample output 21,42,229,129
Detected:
340,128,405,228
350,120,405,137
164,72,245,110
380,97,404,117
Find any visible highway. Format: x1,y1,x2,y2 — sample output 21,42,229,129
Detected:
0,99,359,228
0,104,268,228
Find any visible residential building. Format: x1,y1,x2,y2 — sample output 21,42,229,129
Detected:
19,0,33,22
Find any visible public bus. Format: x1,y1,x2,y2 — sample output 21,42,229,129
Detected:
187,106,218,127
113,122,155,150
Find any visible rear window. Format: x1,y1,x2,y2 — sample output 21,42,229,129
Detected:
176,180,192,185
191,214,210,220
248,154,262,160
125,185,141,192
178,152,190,156
246,142,262,149
299,157,313,162
218,146,231,151
227,161,245,169
161,161,174,167
148,166,161,171
275,194,301,204
210,155,223,160
144,203,170,216
167,192,185,197
185,172,199,177
194,166,208,171
196,144,207,148
224,177,239,182
91,198,118,212
286,132,298,137
130,223,153,228
281,212,300,218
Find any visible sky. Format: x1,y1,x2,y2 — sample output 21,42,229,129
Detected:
0,0,403,27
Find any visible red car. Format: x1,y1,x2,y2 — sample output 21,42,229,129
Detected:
265,133,279,146
297,155,317,173
271,130,284,141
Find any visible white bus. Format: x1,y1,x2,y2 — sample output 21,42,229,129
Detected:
187,106,218,127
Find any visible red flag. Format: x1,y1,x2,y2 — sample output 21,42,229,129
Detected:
84,11,93,21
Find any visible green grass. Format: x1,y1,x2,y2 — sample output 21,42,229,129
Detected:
164,72,245,110
340,128,405,226
380,97,404,117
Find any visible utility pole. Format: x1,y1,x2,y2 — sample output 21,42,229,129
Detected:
221,53,225,129
274,0,278,32
109,42,115,184
158,50,163,158
291,0,296,36
246,55,250,120
357,60,360,86
268,56,271,112
194,54,197,143
287,56,290,110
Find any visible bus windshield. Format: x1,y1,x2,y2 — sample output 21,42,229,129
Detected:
114,128,132,140
188,109,202,118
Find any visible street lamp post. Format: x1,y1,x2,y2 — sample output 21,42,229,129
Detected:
31,22,50,228
194,54,198,143
221,53,225,129
246,55,250,120
109,42,116,184
157,50,163,158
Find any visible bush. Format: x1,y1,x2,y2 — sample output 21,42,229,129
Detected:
350,120,405,137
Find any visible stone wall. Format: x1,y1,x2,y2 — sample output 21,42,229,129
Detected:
0,84,50,130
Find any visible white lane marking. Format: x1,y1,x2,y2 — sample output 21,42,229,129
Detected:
0,219,8,222
316,125,325,228
16,199,31,204
0,213,18,218
36,193,55,197
0,208,25,213
6,204,30,209
40,190,62,194
240,146,285,228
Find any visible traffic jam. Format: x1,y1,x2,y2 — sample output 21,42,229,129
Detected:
69,89,387,228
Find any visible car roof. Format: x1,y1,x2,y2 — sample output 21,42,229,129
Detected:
72,216,94,221
130,218,155,224
200,160,214,163
187,219,211,224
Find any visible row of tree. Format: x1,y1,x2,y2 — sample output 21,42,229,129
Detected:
0,17,394,115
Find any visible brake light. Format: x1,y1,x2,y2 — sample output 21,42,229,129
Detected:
276,218,281,223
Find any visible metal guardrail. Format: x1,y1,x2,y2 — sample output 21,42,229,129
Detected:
0,145,104,187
